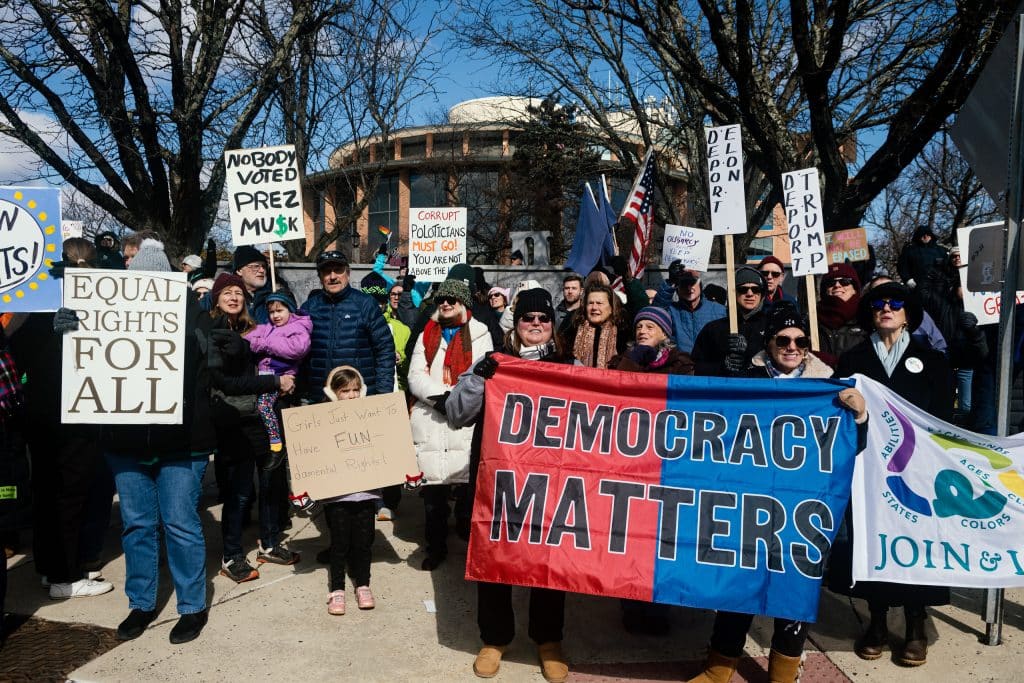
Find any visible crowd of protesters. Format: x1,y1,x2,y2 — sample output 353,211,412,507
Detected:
0,224,1008,683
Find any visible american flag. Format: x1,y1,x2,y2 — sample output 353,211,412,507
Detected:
621,148,657,279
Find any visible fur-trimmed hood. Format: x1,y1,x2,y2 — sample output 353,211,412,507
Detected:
750,349,834,378
323,365,368,401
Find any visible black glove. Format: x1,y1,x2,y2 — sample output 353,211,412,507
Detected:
53,307,80,334
48,260,66,280
959,311,978,330
427,392,450,417
724,333,747,374
402,274,416,291
473,353,499,379
668,260,684,284
626,344,658,365
209,328,244,357
377,241,388,256
611,254,630,280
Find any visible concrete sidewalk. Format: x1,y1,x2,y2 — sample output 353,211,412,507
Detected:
4,488,1023,682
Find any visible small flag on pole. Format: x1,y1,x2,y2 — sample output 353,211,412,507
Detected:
621,149,657,279
377,225,392,239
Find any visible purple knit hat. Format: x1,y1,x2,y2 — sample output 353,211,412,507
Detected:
634,306,673,337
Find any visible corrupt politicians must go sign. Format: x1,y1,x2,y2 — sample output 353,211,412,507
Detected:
60,269,188,424
408,207,467,282
465,356,860,622
224,144,304,246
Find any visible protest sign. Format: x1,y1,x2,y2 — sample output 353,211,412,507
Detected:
957,223,1024,325
705,125,746,235
224,144,304,246
661,224,713,270
466,356,859,622
408,207,466,282
282,392,418,500
825,227,869,264
61,220,83,242
783,169,828,277
0,186,62,312
852,374,1024,588
61,269,187,424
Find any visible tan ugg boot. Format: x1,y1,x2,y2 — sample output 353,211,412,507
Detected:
472,645,507,678
537,641,569,683
767,649,803,683
686,649,739,683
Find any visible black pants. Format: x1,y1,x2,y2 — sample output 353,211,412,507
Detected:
710,611,807,658
380,484,402,511
324,499,375,591
28,431,101,583
422,484,470,557
477,582,565,646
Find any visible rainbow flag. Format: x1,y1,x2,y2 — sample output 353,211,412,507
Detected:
377,225,392,239
465,355,859,622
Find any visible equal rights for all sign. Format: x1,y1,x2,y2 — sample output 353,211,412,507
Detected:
61,269,188,424
466,356,859,622
224,144,304,246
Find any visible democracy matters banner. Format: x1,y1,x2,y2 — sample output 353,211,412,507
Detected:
465,355,860,622
852,375,1024,588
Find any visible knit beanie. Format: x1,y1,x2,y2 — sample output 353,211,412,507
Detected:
765,301,810,337
446,263,476,294
265,290,297,313
360,271,389,304
181,254,203,269
232,245,267,272
634,306,674,338
734,266,766,291
759,255,785,272
434,278,472,308
488,286,510,303
513,288,555,324
210,272,250,304
127,238,172,272
191,277,214,292
821,262,861,292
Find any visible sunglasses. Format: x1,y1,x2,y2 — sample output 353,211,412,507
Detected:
773,334,811,349
870,298,905,311
520,314,551,324
436,296,460,306
826,277,855,287
759,270,783,279
738,285,763,295
489,293,505,299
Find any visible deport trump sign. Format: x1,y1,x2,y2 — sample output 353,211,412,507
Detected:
466,356,860,622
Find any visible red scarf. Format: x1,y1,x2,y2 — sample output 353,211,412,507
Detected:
422,310,475,386
817,293,861,330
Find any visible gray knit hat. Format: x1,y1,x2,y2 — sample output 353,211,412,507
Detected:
127,238,172,272
434,278,472,308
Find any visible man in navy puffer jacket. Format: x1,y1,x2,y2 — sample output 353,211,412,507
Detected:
301,251,395,401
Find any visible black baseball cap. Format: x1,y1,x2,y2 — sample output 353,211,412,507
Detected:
316,250,349,270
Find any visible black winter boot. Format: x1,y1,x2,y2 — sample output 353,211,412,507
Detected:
855,607,889,660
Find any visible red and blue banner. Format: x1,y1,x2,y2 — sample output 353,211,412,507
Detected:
465,355,860,622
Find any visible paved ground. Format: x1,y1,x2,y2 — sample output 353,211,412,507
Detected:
3,483,1023,682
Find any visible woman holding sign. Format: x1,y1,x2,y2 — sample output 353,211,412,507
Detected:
446,288,574,683
832,282,952,667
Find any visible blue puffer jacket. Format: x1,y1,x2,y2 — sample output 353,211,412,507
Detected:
653,281,726,353
301,286,396,400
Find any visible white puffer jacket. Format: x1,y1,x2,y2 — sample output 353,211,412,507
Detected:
408,313,493,484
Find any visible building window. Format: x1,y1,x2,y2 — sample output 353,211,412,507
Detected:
410,173,447,208
747,225,775,260
368,175,399,251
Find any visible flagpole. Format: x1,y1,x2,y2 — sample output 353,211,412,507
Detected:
268,246,277,292
601,174,619,257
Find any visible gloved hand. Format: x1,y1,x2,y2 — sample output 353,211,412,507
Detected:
206,238,216,253
611,255,630,280
427,392,450,417
724,333,747,374
402,274,416,291
48,260,67,280
626,344,658,365
906,278,917,289
209,328,244,357
668,260,684,284
959,311,978,330
377,241,388,256
52,307,80,334
473,352,499,379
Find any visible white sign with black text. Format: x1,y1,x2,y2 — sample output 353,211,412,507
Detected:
661,224,713,271
224,144,305,246
408,207,467,282
783,168,828,277
705,125,746,235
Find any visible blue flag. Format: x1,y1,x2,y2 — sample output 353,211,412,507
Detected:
564,183,606,274
596,178,618,266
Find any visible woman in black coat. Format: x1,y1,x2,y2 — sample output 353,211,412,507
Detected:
833,281,953,667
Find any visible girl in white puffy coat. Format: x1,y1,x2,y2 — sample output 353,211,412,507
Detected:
407,278,493,570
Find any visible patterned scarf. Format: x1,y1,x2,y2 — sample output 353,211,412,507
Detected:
422,309,475,386
817,293,860,330
573,320,618,369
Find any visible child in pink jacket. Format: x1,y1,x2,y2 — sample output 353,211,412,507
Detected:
244,291,312,467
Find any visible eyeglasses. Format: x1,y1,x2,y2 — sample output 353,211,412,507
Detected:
489,293,505,299
520,314,551,324
389,291,402,298
241,262,266,272
870,298,905,311
826,277,855,287
738,285,763,295
773,334,811,349
436,296,459,306
759,270,783,279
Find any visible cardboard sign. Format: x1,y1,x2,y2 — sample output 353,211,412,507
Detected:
783,168,828,276
0,186,63,312
61,220,83,242
661,224,713,270
825,227,869,263
224,144,304,246
705,125,746,235
282,392,418,500
408,207,466,282
61,269,187,424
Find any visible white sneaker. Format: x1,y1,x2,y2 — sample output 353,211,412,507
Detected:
49,578,114,599
376,507,393,521
42,571,103,588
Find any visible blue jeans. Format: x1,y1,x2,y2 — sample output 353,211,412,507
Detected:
106,453,208,615
955,368,973,414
